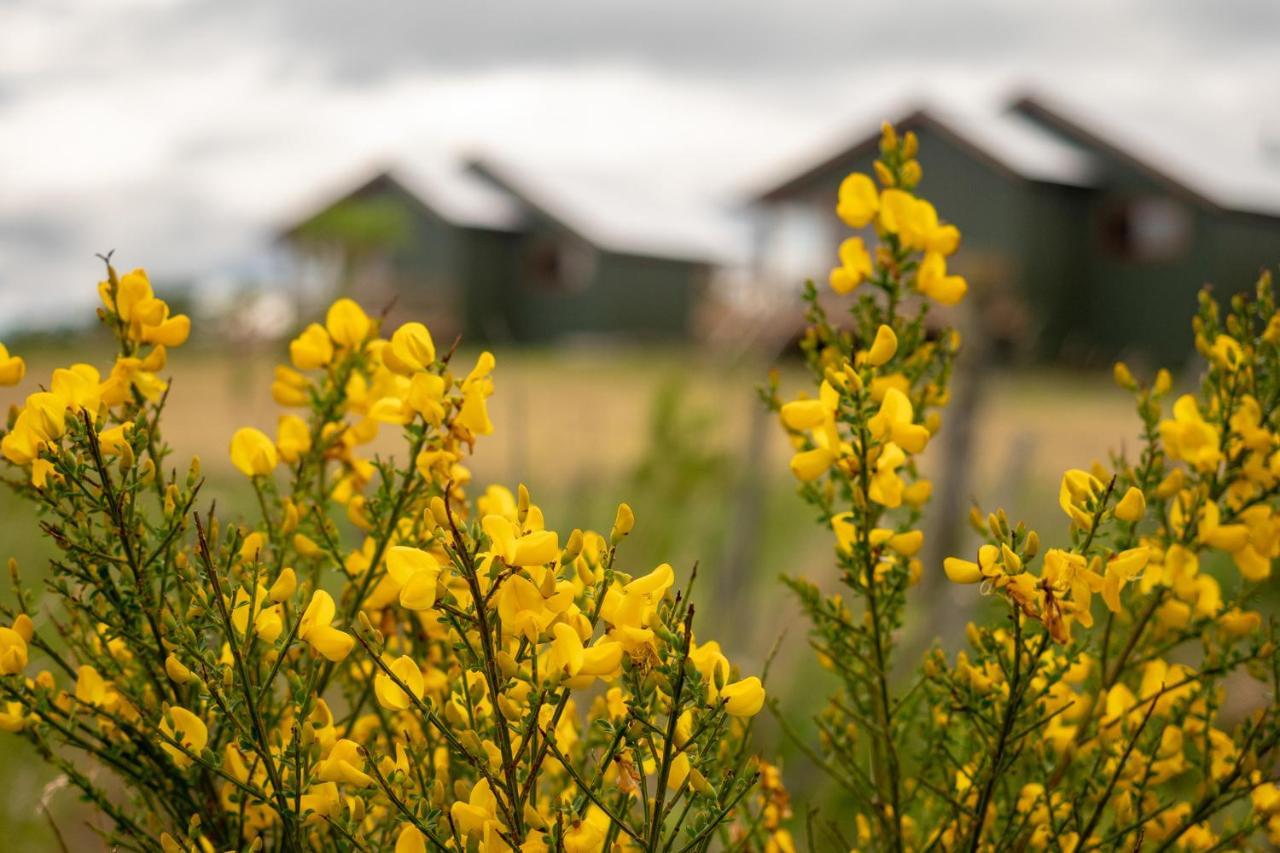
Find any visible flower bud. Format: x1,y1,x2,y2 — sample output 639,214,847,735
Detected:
611,503,635,544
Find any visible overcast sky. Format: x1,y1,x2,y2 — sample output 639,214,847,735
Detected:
3,0,1279,329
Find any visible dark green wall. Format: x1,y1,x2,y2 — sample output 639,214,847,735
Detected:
759,123,1280,366
290,180,704,344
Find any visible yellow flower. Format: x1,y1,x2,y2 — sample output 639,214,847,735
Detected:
1058,468,1104,530
271,364,311,406
916,252,967,305
395,824,427,853
1114,486,1145,522
868,442,907,507
0,702,26,733
544,624,624,687
451,778,504,842
829,237,873,294
383,322,436,374
721,676,766,717
98,421,134,458
868,388,929,454
864,324,898,367
229,427,278,477
165,654,194,684
782,380,843,481
374,655,426,710
299,590,354,662
316,738,375,787
385,546,443,611
944,557,982,584
275,415,311,463
1159,395,1221,471
458,352,497,435
836,173,879,228
159,706,209,768
1218,607,1261,636
483,516,560,568
562,806,608,853
325,298,372,348
0,344,26,386
289,323,334,370
75,664,111,706
0,627,28,675
611,502,636,542
1101,547,1150,613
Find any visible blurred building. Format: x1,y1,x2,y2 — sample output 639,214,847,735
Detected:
279,158,733,344
749,91,1280,364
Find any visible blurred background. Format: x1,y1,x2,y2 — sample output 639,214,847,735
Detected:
3,0,1280,845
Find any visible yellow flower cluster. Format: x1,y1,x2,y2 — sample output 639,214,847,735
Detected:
0,260,772,852
2,267,186,487
779,122,1280,851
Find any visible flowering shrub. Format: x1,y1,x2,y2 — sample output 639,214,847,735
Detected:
3,124,1279,853
771,124,1280,850
0,264,771,850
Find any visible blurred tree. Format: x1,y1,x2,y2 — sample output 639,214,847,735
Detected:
291,196,414,297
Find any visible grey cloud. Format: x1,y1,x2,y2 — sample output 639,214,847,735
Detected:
117,0,1272,85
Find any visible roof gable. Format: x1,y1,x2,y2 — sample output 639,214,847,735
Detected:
1010,92,1280,219
466,156,741,265
752,100,1098,203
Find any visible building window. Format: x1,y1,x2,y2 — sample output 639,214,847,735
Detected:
1098,196,1192,263
525,235,596,293
754,202,835,290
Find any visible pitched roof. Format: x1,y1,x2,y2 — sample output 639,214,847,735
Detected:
466,155,742,264
750,90,1280,219
394,163,523,231
1011,92,1280,219
281,158,744,265
277,162,523,241
751,98,1099,202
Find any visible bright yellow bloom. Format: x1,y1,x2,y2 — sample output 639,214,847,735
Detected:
99,269,191,347
0,627,28,675
943,557,982,584
374,655,426,710
868,442,907,507
299,590,354,662
0,344,26,386
1114,486,1145,522
916,252,967,305
868,388,929,454
545,624,624,687
289,323,334,370
229,427,278,477
451,778,505,842
276,415,311,463
879,191,960,255
159,706,208,768
1059,468,1104,530
458,352,496,435
1218,607,1261,636
829,237,873,294
271,364,311,406
721,676,766,717
611,502,636,542
325,298,372,348
395,824,427,853
383,322,436,374
865,324,898,367
165,654,194,684
316,738,374,787
836,173,879,228
1159,395,1221,471
385,546,443,610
